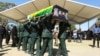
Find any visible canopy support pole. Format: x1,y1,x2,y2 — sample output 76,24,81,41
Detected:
79,24,81,29
88,20,90,30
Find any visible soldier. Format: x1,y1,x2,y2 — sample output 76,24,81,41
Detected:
17,23,24,50
22,21,30,52
40,14,54,56
38,21,43,50
58,22,70,56
28,18,41,56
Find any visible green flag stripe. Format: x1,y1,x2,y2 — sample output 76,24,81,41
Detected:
29,5,53,20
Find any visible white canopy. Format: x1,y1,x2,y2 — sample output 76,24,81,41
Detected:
0,0,100,23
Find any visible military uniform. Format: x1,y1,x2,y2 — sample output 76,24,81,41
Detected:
17,24,24,50
38,22,43,50
22,22,30,51
40,16,53,56
28,21,40,56
58,22,69,56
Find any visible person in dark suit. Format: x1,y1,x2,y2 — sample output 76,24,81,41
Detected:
87,29,93,40
5,25,10,45
11,26,18,47
0,24,4,49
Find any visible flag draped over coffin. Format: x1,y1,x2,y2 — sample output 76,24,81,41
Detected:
28,5,69,25
29,5,53,20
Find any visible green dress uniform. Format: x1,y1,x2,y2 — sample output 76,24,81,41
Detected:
58,22,69,56
28,21,40,56
40,16,53,56
22,22,30,51
17,24,24,50
38,22,43,50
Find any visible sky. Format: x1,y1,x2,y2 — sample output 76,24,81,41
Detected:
74,0,100,31
0,0,29,5
0,0,100,31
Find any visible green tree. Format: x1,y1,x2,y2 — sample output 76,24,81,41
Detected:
0,2,16,11
0,2,16,24
70,24,76,30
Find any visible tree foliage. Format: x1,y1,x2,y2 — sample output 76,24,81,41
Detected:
0,2,16,11
70,24,76,30
0,2,16,24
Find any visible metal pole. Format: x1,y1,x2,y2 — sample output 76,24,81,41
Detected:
88,21,89,30
79,24,81,29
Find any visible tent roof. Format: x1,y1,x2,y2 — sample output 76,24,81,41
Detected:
0,0,100,23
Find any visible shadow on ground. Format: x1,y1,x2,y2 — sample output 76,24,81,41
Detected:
2,44,12,48
89,44,95,48
0,53,7,56
0,49,11,52
52,48,70,56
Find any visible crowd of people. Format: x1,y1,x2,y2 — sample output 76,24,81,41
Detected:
0,23,18,49
0,15,70,56
0,19,100,56
72,28,83,43
72,24,100,48
17,14,70,56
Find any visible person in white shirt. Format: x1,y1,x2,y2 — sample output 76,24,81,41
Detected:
92,24,100,48
73,29,77,42
53,20,59,46
77,29,83,43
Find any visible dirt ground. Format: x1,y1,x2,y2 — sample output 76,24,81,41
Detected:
0,39,100,56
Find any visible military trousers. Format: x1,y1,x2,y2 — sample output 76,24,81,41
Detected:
28,37,40,56
40,38,53,56
22,37,28,51
17,37,23,50
59,38,68,56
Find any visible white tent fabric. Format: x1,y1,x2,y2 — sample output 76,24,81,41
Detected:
0,0,100,23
